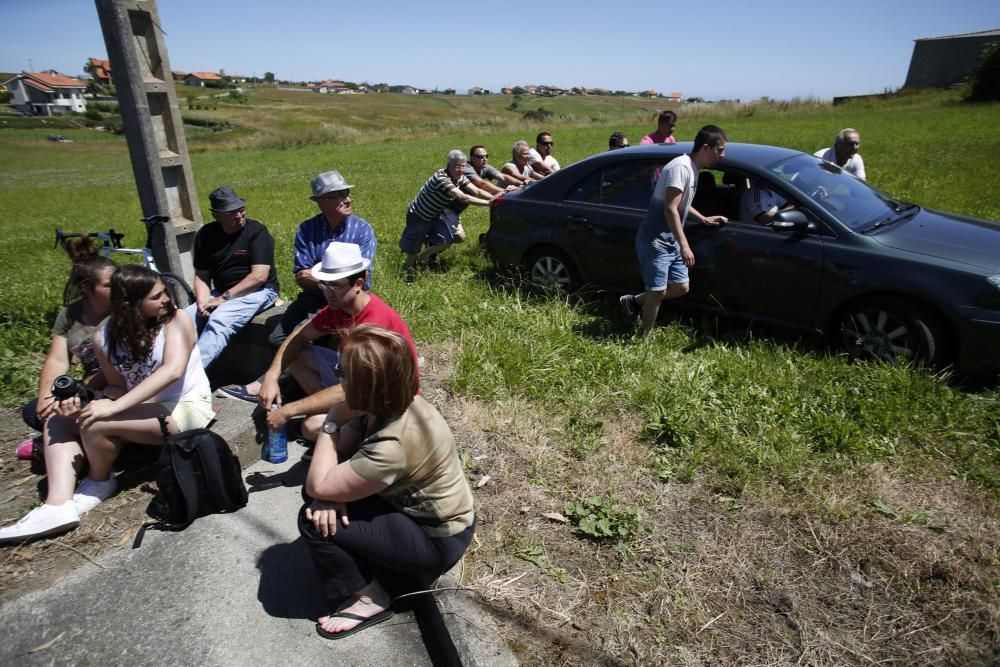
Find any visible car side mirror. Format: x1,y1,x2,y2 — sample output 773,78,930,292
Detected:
771,209,811,232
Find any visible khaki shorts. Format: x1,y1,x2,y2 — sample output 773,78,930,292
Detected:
161,393,214,432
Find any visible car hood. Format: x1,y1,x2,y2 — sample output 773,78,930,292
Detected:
872,208,1000,273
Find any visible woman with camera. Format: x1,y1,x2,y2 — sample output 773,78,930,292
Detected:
0,265,213,542
18,236,117,460
300,324,475,639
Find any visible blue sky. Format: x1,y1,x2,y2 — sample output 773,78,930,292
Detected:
2,0,998,100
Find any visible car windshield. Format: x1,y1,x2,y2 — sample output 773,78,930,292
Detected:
769,155,908,232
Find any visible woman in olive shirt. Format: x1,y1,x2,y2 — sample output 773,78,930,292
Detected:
300,324,475,640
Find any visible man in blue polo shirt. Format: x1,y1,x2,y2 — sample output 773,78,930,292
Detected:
270,170,376,345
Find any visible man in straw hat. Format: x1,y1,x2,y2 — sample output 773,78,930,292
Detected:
257,242,418,447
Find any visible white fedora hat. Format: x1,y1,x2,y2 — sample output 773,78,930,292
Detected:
311,242,371,282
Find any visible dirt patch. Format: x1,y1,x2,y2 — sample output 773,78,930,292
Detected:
416,345,1000,666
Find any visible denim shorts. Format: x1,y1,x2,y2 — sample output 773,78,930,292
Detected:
636,231,688,291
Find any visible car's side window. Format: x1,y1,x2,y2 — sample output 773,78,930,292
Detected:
599,160,662,210
565,168,604,204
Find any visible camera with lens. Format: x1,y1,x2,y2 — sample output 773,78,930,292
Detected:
51,375,101,404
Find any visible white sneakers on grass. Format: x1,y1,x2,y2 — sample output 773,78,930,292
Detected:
0,475,119,543
0,501,79,542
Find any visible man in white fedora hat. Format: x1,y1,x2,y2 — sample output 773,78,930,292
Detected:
256,242,418,446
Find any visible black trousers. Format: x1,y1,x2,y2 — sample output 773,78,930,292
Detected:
298,495,474,602
269,289,327,347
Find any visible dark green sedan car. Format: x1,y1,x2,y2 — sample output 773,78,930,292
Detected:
485,143,1000,375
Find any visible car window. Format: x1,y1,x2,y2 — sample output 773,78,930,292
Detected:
565,159,662,210
770,155,899,231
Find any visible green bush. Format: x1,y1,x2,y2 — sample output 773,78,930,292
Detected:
965,41,1000,102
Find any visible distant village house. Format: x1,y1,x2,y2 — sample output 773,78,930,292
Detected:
3,71,87,115
87,58,112,85
184,72,224,87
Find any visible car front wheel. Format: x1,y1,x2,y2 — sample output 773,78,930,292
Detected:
526,249,579,292
834,296,948,368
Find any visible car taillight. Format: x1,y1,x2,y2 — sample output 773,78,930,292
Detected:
490,193,505,209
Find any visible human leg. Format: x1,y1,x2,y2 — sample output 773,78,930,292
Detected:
399,211,433,271
299,495,473,601
290,344,340,397
195,288,277,368
0,415,83,542
635,232,686,335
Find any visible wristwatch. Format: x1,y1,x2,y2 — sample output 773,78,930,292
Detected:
322,419,340,435
222,291,232,301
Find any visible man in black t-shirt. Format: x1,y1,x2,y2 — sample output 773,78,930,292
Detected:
186,186,279,368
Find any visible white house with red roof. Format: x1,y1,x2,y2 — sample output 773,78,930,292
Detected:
183,71,224,87
3,71,87,115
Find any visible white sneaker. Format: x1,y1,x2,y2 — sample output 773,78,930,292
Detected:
0,501,80,543
72,475,119,514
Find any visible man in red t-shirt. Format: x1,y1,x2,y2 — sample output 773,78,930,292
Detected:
259,243,417,441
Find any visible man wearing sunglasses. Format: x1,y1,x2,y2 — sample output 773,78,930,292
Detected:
528,132,560,176
257,242,417,444
187,186,279,369
463,145,520,195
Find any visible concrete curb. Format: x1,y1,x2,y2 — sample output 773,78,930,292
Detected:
427,562,519,666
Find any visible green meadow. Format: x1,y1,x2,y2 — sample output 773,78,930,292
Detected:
2,89,999,663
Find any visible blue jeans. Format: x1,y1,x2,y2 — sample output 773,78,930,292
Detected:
185,288,277,368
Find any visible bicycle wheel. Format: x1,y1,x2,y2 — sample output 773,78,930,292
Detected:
161,272,195,310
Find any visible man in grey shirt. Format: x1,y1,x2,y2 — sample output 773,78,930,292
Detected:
462,145,519,195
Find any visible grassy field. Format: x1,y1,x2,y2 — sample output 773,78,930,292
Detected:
1,89,999,664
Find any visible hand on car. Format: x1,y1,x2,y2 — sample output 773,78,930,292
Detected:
305,499,349,537
702,215,728,226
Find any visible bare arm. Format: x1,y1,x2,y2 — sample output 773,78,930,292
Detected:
36,333,72,421
305,429,387,502
448,185,491,207
259,320,322,407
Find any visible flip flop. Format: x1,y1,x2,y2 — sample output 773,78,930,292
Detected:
315,609,394,640
219,385,259,403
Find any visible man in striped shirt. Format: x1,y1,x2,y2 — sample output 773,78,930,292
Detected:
400,150,495,274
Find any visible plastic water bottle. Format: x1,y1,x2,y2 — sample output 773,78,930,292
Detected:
266,405,288,463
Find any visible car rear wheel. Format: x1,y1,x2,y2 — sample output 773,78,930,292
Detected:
526,249,579,292
834,296,948,368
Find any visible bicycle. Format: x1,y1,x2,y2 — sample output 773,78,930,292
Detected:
54,215,196,309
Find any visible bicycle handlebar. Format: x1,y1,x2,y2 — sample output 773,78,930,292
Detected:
54,228,126,250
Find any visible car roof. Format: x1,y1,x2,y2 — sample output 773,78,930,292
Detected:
519,143,805,198
605,142,803,166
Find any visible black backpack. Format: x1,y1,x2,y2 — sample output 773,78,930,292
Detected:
133,415,248,547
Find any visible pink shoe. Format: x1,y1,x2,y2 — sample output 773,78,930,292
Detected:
16,436,40,460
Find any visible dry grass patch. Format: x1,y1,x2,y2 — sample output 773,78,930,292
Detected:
417,345,1000,666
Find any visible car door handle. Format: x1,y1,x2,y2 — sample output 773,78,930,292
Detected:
567,215,589,224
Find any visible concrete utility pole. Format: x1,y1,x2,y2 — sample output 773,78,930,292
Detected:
94,0,200,281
